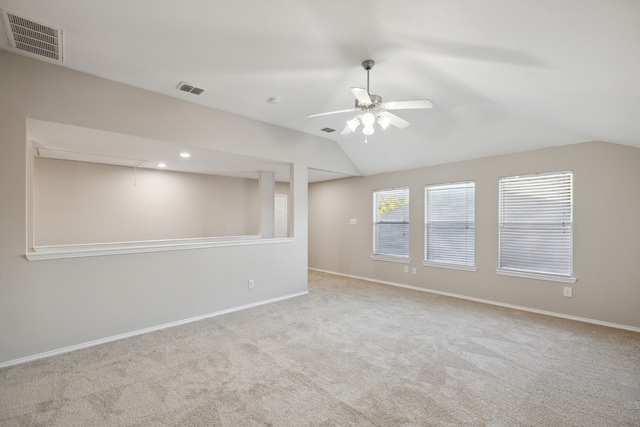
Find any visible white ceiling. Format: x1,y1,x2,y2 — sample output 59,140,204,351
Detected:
2,0,639,179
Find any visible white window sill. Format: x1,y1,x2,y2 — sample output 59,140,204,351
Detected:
26,235,294,261
371,255,410,264
496,269,576,284
423,261,477,272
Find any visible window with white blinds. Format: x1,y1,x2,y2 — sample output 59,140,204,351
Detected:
424,182,475,268
498,171,573,279
373,187,409,259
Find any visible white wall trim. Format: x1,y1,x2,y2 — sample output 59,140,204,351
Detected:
309,268,640,333
496,268,577,284
0,290,308,369
371,255,411,264
26,236,294,261
423,261,478,272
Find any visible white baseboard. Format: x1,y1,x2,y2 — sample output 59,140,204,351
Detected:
0,291,308,369
309,268,640,333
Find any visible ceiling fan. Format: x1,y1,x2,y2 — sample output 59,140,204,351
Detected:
307,60,433,137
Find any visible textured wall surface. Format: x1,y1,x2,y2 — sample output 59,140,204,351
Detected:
309,142,640,329
0,50,357,365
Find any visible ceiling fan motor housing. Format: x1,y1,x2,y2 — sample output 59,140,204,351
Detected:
355,94,382,109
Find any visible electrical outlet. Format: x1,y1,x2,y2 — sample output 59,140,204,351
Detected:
563,286,572,298
404,266,409,273
248,280,255,289
412,268,417,274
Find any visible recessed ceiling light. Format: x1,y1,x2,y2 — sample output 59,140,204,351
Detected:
157,162,167,168
180,152,191,158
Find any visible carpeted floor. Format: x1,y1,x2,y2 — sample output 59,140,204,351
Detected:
1,270,639,426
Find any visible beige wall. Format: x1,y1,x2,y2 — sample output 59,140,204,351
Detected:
33,158,261,245
309,142,640,329
0,50,358,365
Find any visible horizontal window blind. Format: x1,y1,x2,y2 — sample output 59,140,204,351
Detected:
373,188,409,258
425,182,475,266
499,172,573,277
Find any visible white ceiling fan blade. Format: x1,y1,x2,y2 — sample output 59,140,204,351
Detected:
307,108,357,118
380,111,410,129
350,87,372,105
383,100,433,110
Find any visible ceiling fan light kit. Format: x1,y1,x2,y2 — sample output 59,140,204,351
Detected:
308,60,433,139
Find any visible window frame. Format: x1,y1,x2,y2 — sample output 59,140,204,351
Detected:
372,187,410,263
424,181,477,272
497,171,576,283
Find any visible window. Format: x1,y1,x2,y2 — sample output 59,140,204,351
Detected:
373,187,409,260
498,171,574,281
424,182,475,269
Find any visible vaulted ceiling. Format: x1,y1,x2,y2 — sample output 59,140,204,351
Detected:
1,0,639,178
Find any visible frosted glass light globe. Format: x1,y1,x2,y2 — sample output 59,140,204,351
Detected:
361,112,375,126
378,116,391,130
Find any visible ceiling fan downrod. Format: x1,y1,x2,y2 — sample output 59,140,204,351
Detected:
362,60,375,95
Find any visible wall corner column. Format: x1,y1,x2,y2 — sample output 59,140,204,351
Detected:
259,171,275,238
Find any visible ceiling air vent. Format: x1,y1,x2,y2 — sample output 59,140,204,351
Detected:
321,127,336,133
177,81,205,95
1,9,63,62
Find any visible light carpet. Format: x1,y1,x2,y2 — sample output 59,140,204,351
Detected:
1,270,639,426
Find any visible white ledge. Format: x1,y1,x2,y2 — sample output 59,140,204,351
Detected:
371,255,411,264
423,261,478,272
26,235,294,261
496,268,576,284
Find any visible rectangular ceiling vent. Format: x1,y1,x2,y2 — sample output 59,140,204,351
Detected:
177,81,205,95
1,9,63,62
321,127,336,133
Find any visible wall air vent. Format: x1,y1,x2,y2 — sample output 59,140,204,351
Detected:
177,81,205,95
1,9,63,62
